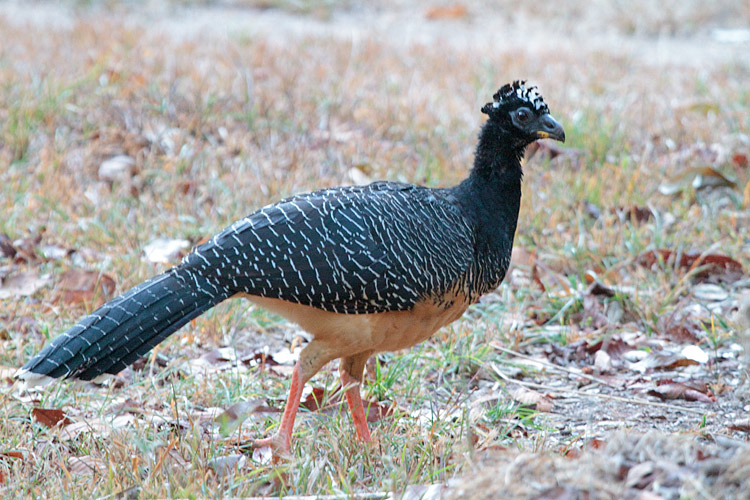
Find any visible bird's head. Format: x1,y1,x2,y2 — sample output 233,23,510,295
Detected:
481,81,565,148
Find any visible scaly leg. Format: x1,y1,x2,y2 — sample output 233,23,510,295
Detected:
254,341,333,456
339,352,373,442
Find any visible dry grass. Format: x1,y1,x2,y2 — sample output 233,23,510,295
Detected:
1,1,749,498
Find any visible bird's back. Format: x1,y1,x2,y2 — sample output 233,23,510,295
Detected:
181,181,481,314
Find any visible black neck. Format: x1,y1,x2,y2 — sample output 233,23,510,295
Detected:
451,120,526,247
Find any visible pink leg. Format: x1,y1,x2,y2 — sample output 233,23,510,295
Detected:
339,353,374,442
254,360,305,454
341,371,372,442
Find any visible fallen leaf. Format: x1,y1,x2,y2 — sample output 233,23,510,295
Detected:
526,141,583,162
98,154,135,182
301,386,342,412
0,234,16,259
659,165,737,195
658,305,704,343
681,345,708,364
625,461,656,489
215,400,263,437
629,350,698,373
142,238,190,264
68,456,105,476
251,445,272,465
425,4,468,20
55,269,116,306
208,454,246,477
692,283,729,301
365,400,397,423
0,270,51,299
32,408,72,428
593,349,612,373
613,205,653,223
728,418,750,432
509,387,553,412
637,249,744,282
647,381,716,403
732,152,748,168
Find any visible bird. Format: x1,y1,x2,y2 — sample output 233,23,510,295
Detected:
18,81,565,456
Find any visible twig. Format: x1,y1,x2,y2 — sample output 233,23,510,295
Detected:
491,365,708,415
491,342,620,388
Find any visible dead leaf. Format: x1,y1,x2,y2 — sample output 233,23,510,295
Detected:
728,418,750,432
98,154,135,182
692,283,728,301
0,234,16,259
647,380,716,403
731,152,748,168
208,454,246,477
365,400,397,423
625,461,656,489
32,408,72,428
613,205,653,223
251,445,272,465
425,4,468,20
301,386,342,412
68,456,105,476
142,238,190,264
0,270,51,299
629,350,698,373
637,249,744,282
658,306,704,343
593,350,612,373
526,141,583,162
659,165,737,195
55,269,116,306
509,387,553,412
215,400,263,437
6,233,43,263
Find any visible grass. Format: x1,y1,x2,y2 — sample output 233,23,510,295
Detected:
1,1,749,498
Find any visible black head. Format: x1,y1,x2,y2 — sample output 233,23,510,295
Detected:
481,81,565,148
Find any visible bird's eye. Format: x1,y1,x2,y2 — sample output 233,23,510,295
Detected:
516,109,530,122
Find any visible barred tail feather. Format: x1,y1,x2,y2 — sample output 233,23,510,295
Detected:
19,265,230,381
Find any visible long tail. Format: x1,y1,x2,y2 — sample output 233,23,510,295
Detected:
19,264,231,381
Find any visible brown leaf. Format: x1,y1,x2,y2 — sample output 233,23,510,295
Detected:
526,141,583,162
425,4,468,20
215,400,263,436
631,350,699,372
68,456,105,476
55,269,116,306
728,418,750,432
613,205,653,223
659,306,704,344
365,400,397,423
0,234,16,259
207,454,247,477
32,408,72,428
637,249,744,282
142,238,190,264
731,152,748,168
659,165,737,195
300,386,342,412
648,380,716,403
0,270,51,299
509,387,553,412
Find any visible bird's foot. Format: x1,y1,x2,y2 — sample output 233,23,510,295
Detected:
250,433,292,462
